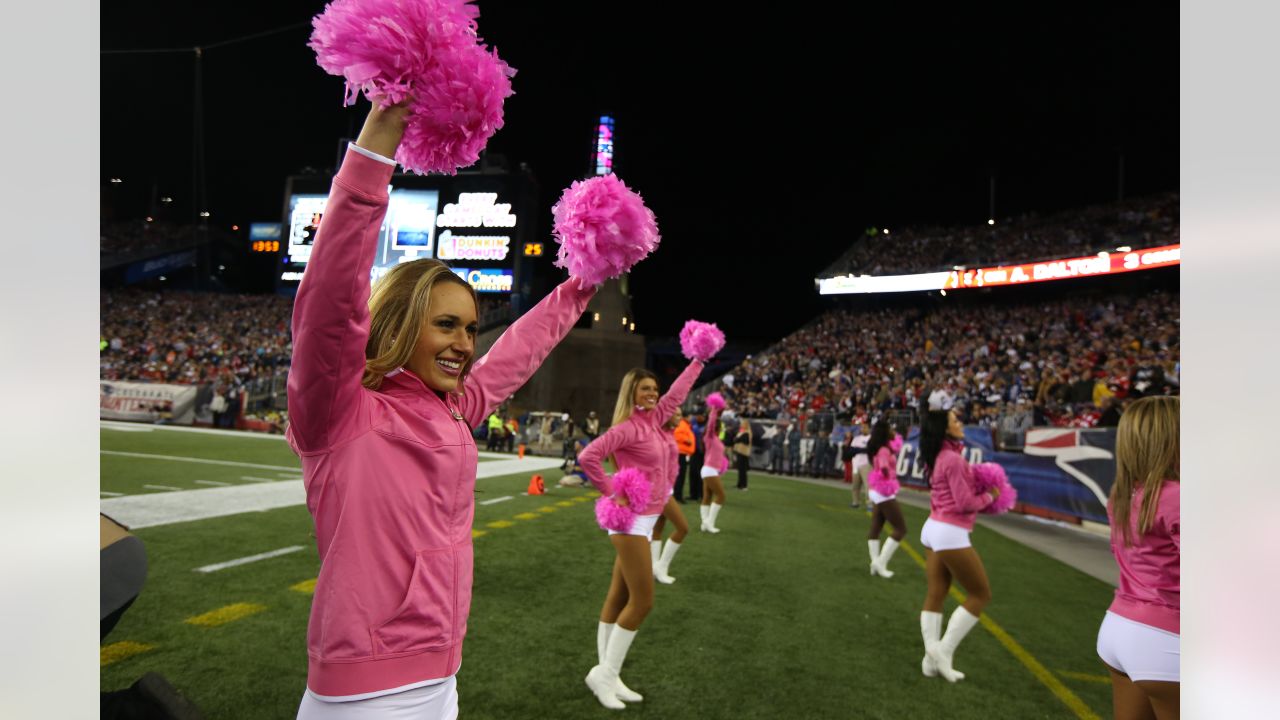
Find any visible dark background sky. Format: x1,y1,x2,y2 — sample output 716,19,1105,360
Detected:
101,1,1178,342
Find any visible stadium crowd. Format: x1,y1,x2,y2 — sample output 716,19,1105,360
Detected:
826,193,1179,277
712,289,1180,432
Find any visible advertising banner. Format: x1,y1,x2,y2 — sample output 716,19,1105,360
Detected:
100,381,198,425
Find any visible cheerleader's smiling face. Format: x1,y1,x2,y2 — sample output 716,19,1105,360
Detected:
408,281,478,395
633,378,660,411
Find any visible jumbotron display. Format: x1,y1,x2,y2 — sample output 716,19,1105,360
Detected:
816,243,1180,295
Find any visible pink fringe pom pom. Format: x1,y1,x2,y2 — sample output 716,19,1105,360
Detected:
610,467,651,509
720,457,730,473
595,467,651,533
867,469,900,497
972,462,1017,515
705,392,726,410
309,0,515,175
595,496,636,533
679,320,726,362
551,175,660,285
888,434,904,453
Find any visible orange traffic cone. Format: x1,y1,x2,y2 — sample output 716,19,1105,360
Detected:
518,444,526,459
527,474,545,495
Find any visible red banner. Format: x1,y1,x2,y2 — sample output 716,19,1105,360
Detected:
945,244,1179,290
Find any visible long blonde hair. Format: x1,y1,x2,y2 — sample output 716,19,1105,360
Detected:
363,259,479,390
1110,395,1179,546
611,368,658,427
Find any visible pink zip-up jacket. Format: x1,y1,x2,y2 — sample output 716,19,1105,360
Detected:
927,438,993,530
579,360,704,515
1108,481,1180,634
286,147,596,697
702,405,726,471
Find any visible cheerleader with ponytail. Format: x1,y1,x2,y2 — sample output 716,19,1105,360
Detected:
865,420,907,578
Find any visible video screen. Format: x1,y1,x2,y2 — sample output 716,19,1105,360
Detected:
284,189,441,280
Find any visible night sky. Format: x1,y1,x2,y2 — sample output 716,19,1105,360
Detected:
101,1,1178,342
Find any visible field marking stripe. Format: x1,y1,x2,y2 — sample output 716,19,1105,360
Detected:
513,512,539,520
291,578,317,594
100,491,124,497
184,602,267,627
1058,670,1112,684
101,641,155,666
194,480,230,487
101,450,300,472
239,475,278,483
479,495,514,506
899,541,1102,720
486,520,515,529
194,546,306,573
143,484,184,492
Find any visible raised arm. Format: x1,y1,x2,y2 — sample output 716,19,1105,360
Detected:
286,104,407,452
654,359,704,422
703,406,723,445
458,276,596,428
578,422,635,496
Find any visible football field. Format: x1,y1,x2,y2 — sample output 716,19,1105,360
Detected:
101,423,1116,719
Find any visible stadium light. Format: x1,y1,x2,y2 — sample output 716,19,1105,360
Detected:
145,217,153,223
622,316,628,326
160,197,173,203
593,312,600,322
883,228,890,235
231,225,239,231
940,289,947,296
987,218,995,225
629,323,635,332
218,265,226,271
159,276,167,281
110,178,122,184
199,211,211,218
1116,246,1131,252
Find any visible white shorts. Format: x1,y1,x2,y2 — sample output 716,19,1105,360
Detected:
297,676,458,719
868,489,896,505
608,513,661,538
919,518,971,551
1096,611,1180,682
701,465,721,479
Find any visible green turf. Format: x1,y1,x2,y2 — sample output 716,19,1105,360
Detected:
101,427,1116,719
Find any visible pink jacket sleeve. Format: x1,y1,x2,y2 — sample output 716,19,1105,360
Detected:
654,359,704,423
942,455,993,513
703,406,723,445
578,421,637,496
873,447,895,478
286,148,395,453
458,277,596,428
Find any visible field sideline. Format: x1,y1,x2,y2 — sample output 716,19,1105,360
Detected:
101,423,1116,719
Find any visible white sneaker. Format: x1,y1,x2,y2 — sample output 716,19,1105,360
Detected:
585,665,626,709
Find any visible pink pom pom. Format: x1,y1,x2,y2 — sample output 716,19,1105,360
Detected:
867,468,901,497
720,457,730,473
972,462,1017,515
551,175,660,285
610,467,651,509
595,496,636,533
705,392,726,410
679,320,726,362
309,0,515,175
888,434,904,453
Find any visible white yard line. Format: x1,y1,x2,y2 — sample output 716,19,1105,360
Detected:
100,491,123,497
101,451,299,472
102,456,565,529
100,420,287,440
143,484,184,492
479,495,513,506
194,546,307,573
194,480,230,487
239,476,277,483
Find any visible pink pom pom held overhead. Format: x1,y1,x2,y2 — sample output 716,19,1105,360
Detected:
705,392,726,410
551,175,660,286
972,462,1017,515
679,320,726,362
309,0,515,175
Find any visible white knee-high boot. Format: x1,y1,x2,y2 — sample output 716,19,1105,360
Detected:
654,540,681,584
873,538,900,578
699,504,710,531
867,539,881,574
707,502,723,533
597,622,642,702
650,540,661,566
920,611,942,678
928,606,980,682
587,626,638,709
